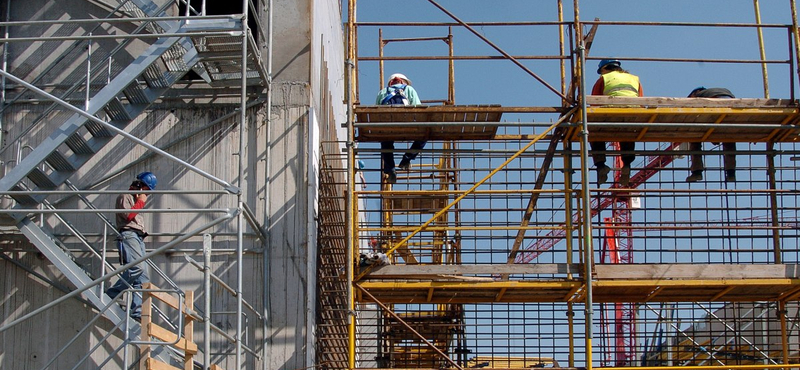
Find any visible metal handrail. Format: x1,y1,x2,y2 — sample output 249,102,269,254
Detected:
40,294,129,370
0,209,237,333
184,254,263,320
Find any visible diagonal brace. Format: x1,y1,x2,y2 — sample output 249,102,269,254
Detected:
355,283,464,370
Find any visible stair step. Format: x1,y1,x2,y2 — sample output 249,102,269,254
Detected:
162,44,190,73
84,120,114,138
64,134,96,155
103,98,133,121
45,151,77,172
28,168,57,190
9,185,37,206
143,64,170,88
123,81,152,104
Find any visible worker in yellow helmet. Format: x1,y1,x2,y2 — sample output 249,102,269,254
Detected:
590,59,643,187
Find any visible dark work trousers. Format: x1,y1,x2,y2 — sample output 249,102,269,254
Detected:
590,141,635,167
381,140,427,174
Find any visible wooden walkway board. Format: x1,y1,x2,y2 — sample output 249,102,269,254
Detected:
569,96,800,143
388,195,449,214
356,264,800,304
355,105,503,141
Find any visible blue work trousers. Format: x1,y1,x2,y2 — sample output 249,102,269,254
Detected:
106,230,150,318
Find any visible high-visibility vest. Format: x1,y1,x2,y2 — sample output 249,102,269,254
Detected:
602,71,640,97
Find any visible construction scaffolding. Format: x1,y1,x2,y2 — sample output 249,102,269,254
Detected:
317,1,800,369
0,0,272,369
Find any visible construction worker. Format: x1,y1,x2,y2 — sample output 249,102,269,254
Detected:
375,73,423,184
590,59,643,186
686,87,737,182
106,171,157,320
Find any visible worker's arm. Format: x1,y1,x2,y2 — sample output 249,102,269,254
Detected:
125,194,147,223
406,86,422,105
638,83,643,97
375,89,385,105
591,77,604,95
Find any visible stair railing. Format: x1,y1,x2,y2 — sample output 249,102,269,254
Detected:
0,0,182,164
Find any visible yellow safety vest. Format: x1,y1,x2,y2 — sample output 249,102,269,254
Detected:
602,71,640,97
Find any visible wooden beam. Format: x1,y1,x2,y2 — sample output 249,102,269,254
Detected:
644,286,664,302
585,96,799,108
148,323,198,355
146,357,182,370
184,290,195,370
710,286,736,301
495,287,507,302
365,263,581,279
595,264,800,280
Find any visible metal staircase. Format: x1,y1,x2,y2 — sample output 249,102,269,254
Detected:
0,1,257,368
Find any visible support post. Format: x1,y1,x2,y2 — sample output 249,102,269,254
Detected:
204,233,212,370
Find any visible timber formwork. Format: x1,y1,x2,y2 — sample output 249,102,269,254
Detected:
319,1,800,370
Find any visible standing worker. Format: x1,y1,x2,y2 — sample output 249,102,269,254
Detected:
106,171,157,320
590,59,643,186
376,73,423,184
685,87,737,182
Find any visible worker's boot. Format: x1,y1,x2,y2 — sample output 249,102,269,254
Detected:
596,164,611,185
385,170,397,184
619,165,631,187
398,158,411,171
725,170,736,182
686,170,703,183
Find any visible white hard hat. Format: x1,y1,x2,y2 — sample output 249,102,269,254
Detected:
388,73,411,85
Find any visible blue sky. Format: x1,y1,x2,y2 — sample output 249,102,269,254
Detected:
352,0,797,106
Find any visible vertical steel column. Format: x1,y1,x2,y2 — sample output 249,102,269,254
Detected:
448,27,454,105
85,34,91,111
204,233,212,370
791,0,800,85
753,0,770,98
558,0,565,97
378,28,384,92
767,142,782,263
0,0,9,149
564,140,575,368
263,0,275,368
236,1,250,368
780,301,789,365
574,1,595,367
346,1,357,368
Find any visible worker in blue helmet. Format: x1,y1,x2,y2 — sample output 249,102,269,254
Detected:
590,59,643,187
686,87,737,183
106,171,157,321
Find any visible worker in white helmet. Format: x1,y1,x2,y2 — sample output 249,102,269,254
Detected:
375,73,424,184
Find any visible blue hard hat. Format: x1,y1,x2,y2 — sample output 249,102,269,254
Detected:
136,171,157,190
597,59,621,74
689,86,706,97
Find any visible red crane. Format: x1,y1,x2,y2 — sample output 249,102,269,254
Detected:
514,142,683,366
600,143,638,367
513,142,682,264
